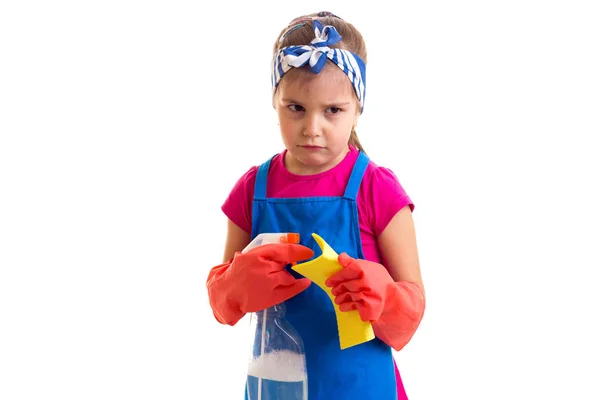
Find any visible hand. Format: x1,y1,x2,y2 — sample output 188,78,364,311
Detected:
325,252,425,351
229,243,314,312
207,243,314,325
325,253,394,322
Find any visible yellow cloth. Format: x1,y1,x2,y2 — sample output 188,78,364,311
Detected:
292,233,375,349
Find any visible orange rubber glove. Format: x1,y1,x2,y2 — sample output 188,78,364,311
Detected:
325,253,425,351
206,244,314,326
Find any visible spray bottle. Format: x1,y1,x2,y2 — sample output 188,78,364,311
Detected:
243,233,308,400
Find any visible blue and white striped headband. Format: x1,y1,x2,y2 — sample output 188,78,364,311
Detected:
271,20,367,113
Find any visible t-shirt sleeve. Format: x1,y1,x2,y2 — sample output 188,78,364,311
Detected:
366,166,415,236
221,166,257,234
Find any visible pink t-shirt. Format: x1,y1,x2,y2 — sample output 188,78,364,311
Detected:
221,146,414,264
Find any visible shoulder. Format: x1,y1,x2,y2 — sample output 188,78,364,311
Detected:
228,152,282,195
363,159,411,200
233,165,259,192
221,154,281,234
359,156,414,235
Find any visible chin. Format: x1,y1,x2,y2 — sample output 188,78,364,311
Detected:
301,155,339,173
296,151,328,165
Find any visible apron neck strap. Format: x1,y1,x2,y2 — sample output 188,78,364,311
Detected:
254,156,274,200
344,151,370,200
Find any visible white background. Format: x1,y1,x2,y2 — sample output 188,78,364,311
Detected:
1,0,599,399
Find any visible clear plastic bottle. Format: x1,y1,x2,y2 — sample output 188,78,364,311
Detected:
243,233,308,400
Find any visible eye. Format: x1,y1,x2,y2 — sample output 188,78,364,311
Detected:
326,107,342,114
288,104,305,112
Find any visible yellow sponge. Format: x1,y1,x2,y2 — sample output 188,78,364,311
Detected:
292,233,375,350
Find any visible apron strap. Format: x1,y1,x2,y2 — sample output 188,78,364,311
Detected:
253,156,274,200
343,151,370,200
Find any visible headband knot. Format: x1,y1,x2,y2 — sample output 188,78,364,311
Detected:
283,22,342,74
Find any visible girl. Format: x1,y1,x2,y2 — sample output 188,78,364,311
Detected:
207,12,425,399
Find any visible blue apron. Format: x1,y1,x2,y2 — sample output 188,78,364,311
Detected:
249,151,397,399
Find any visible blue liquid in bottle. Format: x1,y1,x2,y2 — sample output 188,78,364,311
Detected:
246,304,308,400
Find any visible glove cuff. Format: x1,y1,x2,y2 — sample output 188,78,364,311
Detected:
373,280,425,351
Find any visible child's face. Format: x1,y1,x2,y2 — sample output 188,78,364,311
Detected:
274,63,360,175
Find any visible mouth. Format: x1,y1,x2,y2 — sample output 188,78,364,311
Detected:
299,145,324,150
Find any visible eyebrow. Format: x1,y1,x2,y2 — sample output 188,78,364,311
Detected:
280,98,352,107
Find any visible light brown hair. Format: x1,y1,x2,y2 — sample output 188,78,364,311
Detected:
273,13,367,153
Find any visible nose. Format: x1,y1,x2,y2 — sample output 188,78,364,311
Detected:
302,113,322,137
